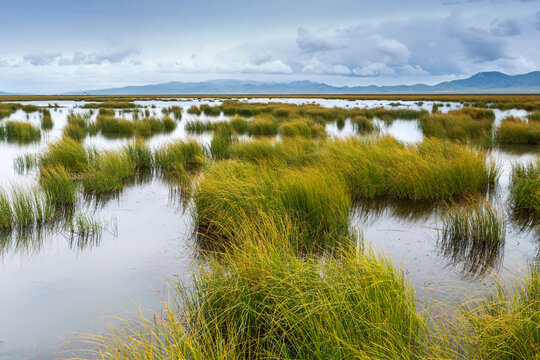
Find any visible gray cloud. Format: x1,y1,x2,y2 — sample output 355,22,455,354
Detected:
444,13,509,62
58,47,141,66
490,18,521,36
23,52,62,66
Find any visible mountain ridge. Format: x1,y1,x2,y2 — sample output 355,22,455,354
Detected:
2,71,539,95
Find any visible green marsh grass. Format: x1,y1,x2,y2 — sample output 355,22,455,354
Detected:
495,116,540,145
184,119,213,134
82,151,137,193
88,242,426,360
39,166,77,206
194,161,350,250
83,102,136,109
39,137,88,173
528,110,540,122
509,159,540,215
452,266,540,359
278,118,312,138
21,104,40,113
351,115,375,133
316,137,498,201
200,104,221,116
187,105,202,115
154,139,206,172
1,121,41,142
247,114,278,136
439,200,506,277
162,105,182,120
41,108,53,129
420,112,493,141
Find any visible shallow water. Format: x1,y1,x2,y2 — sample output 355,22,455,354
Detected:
0,98,538,358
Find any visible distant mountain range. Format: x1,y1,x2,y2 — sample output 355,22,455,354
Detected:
1,71,539,95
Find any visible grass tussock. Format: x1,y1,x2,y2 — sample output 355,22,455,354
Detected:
89,242,425,360
194,161,350,250
509,159,540,215
39,137,88,173
420,112,493,141
187,105,202,115
82,151,137,193
452,266,540,359
39,166,77,205
317,137,497,201
495,116,540,145
162,106,182,120
154,139,206,172
41,108,53,129
0,121,41,142
247,115,278,136
83,102,136,109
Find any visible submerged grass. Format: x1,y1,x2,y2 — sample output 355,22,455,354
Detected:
41,108,53,129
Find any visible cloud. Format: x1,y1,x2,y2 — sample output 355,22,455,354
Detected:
58,46,141,65
490,18,521,36
295,27,416,76
23,52,62,66
535,11,540,30
444,12,510,62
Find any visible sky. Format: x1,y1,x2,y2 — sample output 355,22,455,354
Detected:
0,0,539,93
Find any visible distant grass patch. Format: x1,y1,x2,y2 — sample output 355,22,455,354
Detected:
0,121,41,142
41,108,53,130
83,102,136,109
496,116,540,145
420,111,494,141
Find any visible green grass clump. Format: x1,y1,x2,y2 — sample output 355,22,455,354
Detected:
210,124,235,160
420,112,493,141
0,103,21,118
63,123,86,140
9,187,55,229
162,105,182,120
39,166,77,205
495,116,540,145
455,266,540,359
39,137,88,174
528,110,540,122
0,191,13,230
194,161,350,250
154,140,206,172
509,159,540,215
83,102,136,109
200,104,221,116
95,116,135,136
98,108,115,116
41,108,53,129
82,151,137,193
184,120,213,134
459,107,495,121
1,121,41,142
229,137,316,167
21,104,40,113
278,119,312,138
248,115,278,136
124,140,153,170
442,201,505,245
317,137,497,201
229,116,249,134
91,242,425,360
187,105,202,115
351,115,375,133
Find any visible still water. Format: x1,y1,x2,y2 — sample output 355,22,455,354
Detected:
0,98,537,359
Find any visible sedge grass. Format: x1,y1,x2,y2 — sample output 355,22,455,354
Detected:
154,139,206,172
41,108,53,129
495,116,540,145
39,165,77,206
316,136,498,201
1,121,41,142
87,242,426,360
39,137,88,173
82,151,137,193
509,159,540,215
